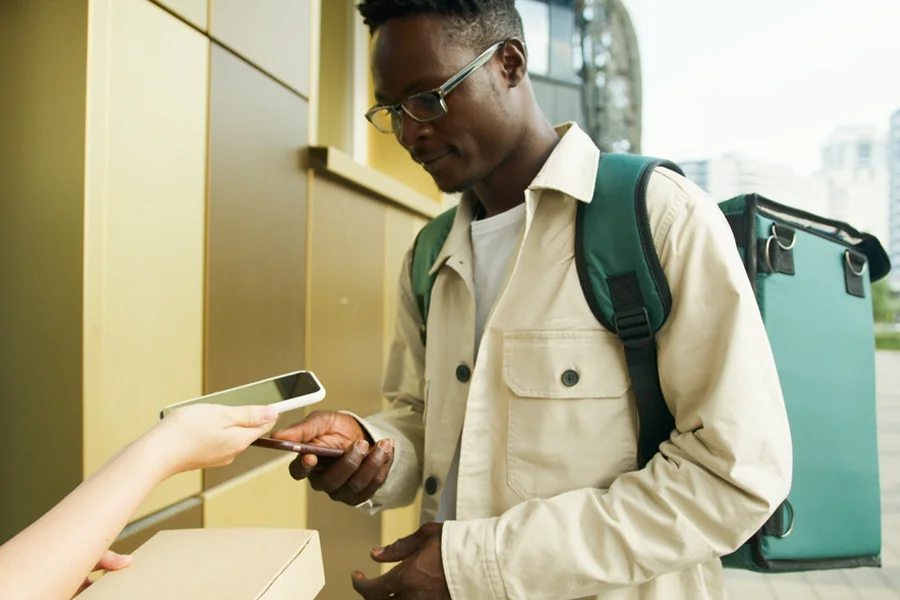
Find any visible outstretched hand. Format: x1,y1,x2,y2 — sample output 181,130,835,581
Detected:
351,522,450,600
273,411,395,506
153,403,280,477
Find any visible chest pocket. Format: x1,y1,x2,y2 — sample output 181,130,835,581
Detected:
503,330,638,500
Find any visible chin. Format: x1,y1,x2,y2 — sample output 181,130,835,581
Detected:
436,181,472,194
431,170,477,195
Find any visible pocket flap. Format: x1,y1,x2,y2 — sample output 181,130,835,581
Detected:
502,330,630,399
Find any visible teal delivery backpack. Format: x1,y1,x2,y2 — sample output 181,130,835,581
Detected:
717,193,888,571
409,153,891,573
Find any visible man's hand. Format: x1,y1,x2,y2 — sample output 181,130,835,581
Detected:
351,522,450,600
74,550,132,596
273,411,395,506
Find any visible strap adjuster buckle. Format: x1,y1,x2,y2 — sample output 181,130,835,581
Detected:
614,306,654,348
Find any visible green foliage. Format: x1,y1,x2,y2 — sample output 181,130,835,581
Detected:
872,279,899,323
875,331,900,351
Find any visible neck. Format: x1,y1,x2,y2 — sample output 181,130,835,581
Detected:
472,112,560,218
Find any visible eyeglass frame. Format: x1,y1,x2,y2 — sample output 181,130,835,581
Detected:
365,39,508,134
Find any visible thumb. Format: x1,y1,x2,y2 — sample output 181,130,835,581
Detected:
231,405,279,428
272,411,331,443
371,530,423,563
96,550,133,571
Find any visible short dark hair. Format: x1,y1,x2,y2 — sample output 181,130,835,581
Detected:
357,0,524,52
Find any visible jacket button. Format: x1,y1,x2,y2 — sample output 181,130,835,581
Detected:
424,476,439,495
561,369,580,387
455,364,471,382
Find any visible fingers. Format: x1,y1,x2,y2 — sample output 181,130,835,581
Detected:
313,439,394,503
312,440,370,492
95,550,133,571
289,453,319,481
329,439,394,506
290,438,394,506
78,551,133,592
230,405,279,428
256,418,277,437
370,528,422,563
351,568,400,600
344,454,393,506
227,407,280,453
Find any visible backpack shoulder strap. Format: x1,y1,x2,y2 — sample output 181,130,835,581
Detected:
410,206,457,344
576,153,684,468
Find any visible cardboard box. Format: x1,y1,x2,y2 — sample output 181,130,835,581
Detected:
78,528,324,600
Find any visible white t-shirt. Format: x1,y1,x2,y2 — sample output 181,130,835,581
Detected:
436,202,526,522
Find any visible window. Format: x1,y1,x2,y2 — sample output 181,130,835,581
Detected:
548,2,576,80
857,141,872,168
519,0,578,82
519,0,550,75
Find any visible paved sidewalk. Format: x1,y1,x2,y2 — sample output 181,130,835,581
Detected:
725,351,900,599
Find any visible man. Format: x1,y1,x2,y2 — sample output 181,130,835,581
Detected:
274,1,793,598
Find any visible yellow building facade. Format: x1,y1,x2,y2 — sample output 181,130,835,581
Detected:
0,1,441,597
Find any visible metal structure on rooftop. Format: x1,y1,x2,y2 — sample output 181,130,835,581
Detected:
574,0,642,153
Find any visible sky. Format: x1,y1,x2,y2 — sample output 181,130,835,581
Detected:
619,0,900,175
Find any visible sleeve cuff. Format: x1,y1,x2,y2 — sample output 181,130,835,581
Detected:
339,410,388,444
442,517,506,600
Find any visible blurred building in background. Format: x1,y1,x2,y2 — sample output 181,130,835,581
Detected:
818,124,890,250
519,0,642,153
680,154,827,214
889,109,900,290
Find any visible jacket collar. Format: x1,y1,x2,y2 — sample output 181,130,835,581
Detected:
429,122,600,276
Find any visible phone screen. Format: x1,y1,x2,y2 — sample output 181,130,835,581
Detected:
159,371,323,418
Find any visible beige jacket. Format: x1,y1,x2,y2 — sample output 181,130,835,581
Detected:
354,122,793,600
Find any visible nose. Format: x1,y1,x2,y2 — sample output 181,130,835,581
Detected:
396,112,432,149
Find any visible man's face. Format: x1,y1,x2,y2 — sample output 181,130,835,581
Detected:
370,16,514,193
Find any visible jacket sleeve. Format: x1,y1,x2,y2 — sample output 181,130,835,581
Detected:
440,170,794,599
343,248,426,514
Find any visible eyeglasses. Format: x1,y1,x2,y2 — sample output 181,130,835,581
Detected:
365,40,505,135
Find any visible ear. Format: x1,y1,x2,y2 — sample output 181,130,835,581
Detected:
497,38,527,88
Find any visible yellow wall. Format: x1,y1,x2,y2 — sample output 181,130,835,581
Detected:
1,1,436,596
82,0,208,520
317,0,353,151
0,0,89,543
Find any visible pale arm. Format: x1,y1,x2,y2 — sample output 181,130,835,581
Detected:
0,404,278,600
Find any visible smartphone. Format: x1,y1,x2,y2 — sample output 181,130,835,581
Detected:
159,370,326,419
250,437,344,458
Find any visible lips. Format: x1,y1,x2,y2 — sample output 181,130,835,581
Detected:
414,149,453,172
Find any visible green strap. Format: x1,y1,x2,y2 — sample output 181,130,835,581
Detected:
576,153,683,467
410,206,456,344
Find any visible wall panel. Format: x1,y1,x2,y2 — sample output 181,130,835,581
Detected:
203,456,307,529
82,0,209,520
154,0,208,30
306,174,388,600
205,43,309,487
111,498,203,555
210,0,311,97
0,0,89,544
317,0,352,152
